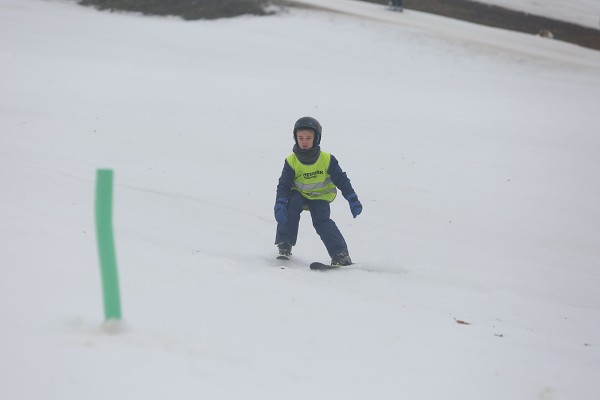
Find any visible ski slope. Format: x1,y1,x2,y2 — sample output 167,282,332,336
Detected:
297,0,600,29
477,0,600,29
1,0,599,399
292,0,600,67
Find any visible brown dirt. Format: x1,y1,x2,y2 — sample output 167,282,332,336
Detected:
78,0,274,20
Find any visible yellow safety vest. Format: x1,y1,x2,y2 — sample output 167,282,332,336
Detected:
286,152,338,202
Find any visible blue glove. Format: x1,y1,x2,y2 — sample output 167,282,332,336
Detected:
274,198,288,224
345,193,362,218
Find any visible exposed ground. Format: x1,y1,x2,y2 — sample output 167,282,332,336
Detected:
77,0,276,20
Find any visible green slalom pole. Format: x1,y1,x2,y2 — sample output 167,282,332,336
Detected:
95,169,122,321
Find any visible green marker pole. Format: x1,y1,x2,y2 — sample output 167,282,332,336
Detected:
95,169,122,321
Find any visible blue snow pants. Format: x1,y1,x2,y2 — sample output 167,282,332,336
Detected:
275,190,348,256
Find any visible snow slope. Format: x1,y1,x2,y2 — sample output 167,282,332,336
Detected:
1,0,599,399
476,0,600,29
293,0,600,65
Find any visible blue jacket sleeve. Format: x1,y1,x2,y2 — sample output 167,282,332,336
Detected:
276,160,294,200
328,155,356,198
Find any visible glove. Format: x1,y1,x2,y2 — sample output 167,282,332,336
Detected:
274,198,288,224
345,193,362,218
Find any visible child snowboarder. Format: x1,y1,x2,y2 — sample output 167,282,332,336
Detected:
274,116,363,266
389,0,403,12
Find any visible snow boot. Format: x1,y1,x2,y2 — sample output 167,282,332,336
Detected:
331,251,352,266
277,242,292,258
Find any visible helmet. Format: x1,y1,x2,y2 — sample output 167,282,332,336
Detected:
293,116,322,146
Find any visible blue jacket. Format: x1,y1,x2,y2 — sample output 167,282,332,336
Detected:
276,153,355,201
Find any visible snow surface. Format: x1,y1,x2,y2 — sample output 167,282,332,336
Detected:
1,0,600,399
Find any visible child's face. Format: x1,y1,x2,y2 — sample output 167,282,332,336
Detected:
296,129,315,150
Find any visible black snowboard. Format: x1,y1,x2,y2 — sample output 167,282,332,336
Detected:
309,262,341,271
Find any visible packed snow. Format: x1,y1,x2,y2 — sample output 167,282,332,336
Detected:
1,0,599,399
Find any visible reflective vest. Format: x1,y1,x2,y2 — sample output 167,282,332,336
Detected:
286,151,338,202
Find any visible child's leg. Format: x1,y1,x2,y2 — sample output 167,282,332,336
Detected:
307,200,348,256
275,191,305,246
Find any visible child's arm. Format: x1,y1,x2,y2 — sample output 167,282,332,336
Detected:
328,155,355,197
274,161,294,223
276,160,294,199
329,155,363,218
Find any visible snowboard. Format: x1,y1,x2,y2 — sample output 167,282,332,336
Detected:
275,256,345,270
309,262,341,271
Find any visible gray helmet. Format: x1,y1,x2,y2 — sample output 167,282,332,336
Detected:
293,116,322,146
